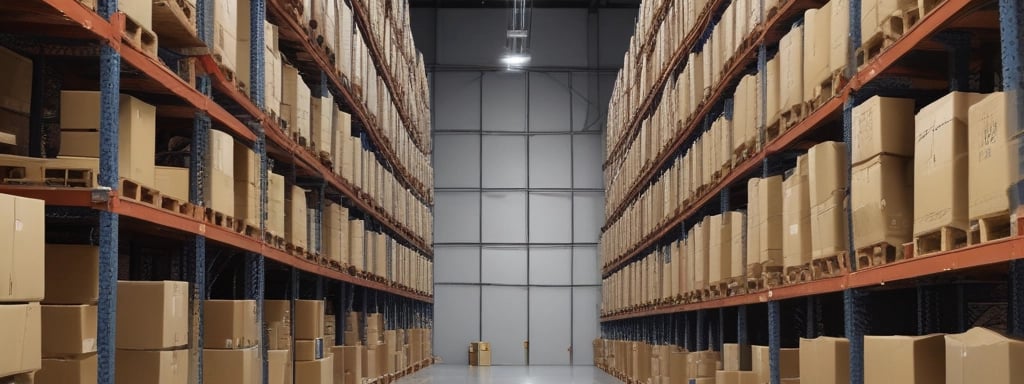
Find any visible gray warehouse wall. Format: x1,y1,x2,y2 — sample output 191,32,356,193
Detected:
413,6,636,366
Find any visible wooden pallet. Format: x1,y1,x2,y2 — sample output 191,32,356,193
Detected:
810,252,850,279
915,226,967,256
174,57,198,88
158,194,199,218
881,6,922,39
811,69,846,110
286,242,307,257
856,31,897,69
780,102,807,130
765,118,782,144
152,0,203,48
918,0,942,16
265,231,286,249
119,178,161,206
784,265,812,285
41,160,98,188
732,138,757,167
121,13,158,58
855,242,903,270
968,212,1013,245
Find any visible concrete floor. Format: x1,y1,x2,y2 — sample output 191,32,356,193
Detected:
394,365,622,384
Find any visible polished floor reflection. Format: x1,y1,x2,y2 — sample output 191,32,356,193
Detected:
394,365,622,384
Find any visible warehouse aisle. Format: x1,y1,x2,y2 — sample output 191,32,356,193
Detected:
394,365,622,384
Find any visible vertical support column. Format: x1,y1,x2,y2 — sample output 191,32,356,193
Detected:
768,301,781,384
336,282,346,346
244,252,265,383
738,305,749,370
716,308,725,351
96,0,121,376
250,0,265,107
195,0,214,95
696,310,707,351
842,97,858,272
999,0,1024,339
844,289,867,384
189,113,210,384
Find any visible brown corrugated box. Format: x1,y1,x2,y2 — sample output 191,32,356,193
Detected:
59,91,156,187
296,339,324,361
809,142,849,259
669,351,688,384
267,172,286,236
779,25,804,110
864,334,944,384
233,142,259,224
267,349,292,384
292,300,324,342
852,96,916,165
694,219,710,289
748,176,784,269
281,64,311,140
43,244,96,305
296,356,332,384
968,92,1012,219
708,214,732,283
945,327,1024,384
799,337,850,384
766,55,781,127
752,345,799,382
783,155,811,268
116,281,189,350
311,95,334,156
687,350,719,379
729,211,746,278
286,185,309,250
42,304,97,357
722,343,750,372
154,166,190,202
851,155,913,249
204,300,260,350
914,92,985,234
206,129,235,214
349,219,365,271
37,353,97,384
332,345,362,384
803,4,832,102
203,347,259,384
0,302,41,377
0,46,32,115
115,348,188,384
829,0,850,74
716,370,759,384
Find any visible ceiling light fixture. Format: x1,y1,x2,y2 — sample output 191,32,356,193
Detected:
502,0,532,69
500,53,531,66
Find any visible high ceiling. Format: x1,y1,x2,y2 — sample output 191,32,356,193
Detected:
409,0,641,8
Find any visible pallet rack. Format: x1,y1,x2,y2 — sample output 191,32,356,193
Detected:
599,0,1024,383
0,0,434,383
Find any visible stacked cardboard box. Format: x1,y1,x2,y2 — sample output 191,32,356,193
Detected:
864,334,944,383
752,345,799,384
0,46,32,156
851,96,915,251
687,351,719,383
364,313,385,379
282,63,312,143
747,176,784,274
234,141,259,224
331,343,362,384
213,0,238,73
59,91,156,187
323,202,350,266
203,300,260,384
945,327,1024,384
324,314,337,350
287,185,309,251
783,155,811,269
37,245,99,384
0,194,43,381
349,219,365,272
295,300,331,384
264,300,293,384
808,141,849,259
268,172,287,237
799,337,850,384
155,166,190,202
115,281,190,384
913,92,985,239
207,129,236,214
265,22,283,119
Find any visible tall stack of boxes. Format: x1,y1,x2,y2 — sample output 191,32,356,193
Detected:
295,300,331,384
234,142,260,225
0,194,43,381
333,312,362,384
782,155,811,271
208,129,236,214
364,313,385,379
851,96,915,254
59,92,156,187
265,300,293,384
967,92,1014,242
203,300,260,384
287,186,309,251
747,176,783,276
37,245,100,384
808,141,849,260
115,281,190,384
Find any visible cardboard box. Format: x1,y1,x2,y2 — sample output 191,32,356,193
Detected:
0,194,43,304
729,211,746,278
116,281,189,350
851,155,913,249
808,141,848,208
829,0,850,74
311,95,334,155
267,349,292,384
852,96,916,165
945,327,1024,384
0,46,32,115
287,185,308,250
115,349,189,384
203,347,259,384
295,300,325,340
296,356,332,384
37,353,97,384
766,55,780,126
266,320,291,351
265,50,282,119
968,92,1012,219
779,25,804,110
799,337,850,384
296,339,324,361
722,343,750,372
154,166,190,202
803,4,832,101
686,350,718,378
213,0,237,71
349,219,365,271
864,334,944,384
0,109,29,156
40,245,101,306
332,345,362,384
914,92,985,234
42,304,97,357
282,64,311,141
716,370,759,384
204,300,260,349
708,214,732,283
669,351,688,384
236,0,253,92
268,172,286,236
782,155,811,268
233,142,259,223
364,344,381,377
748,176,784,268
206,129,235,214
119,0,153,30
752,345,800,382
0,303,41,377
59,92,156,186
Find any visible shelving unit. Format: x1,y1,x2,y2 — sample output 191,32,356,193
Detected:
0,0,434,383
598,0,1024,382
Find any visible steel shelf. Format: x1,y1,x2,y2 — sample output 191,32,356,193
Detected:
601,0,982,278
0,185,434,303
603,0,829,230
601,228,1024,322
348,0,430,157
603,0,725,167
266,0,433,205
4,0,433,256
